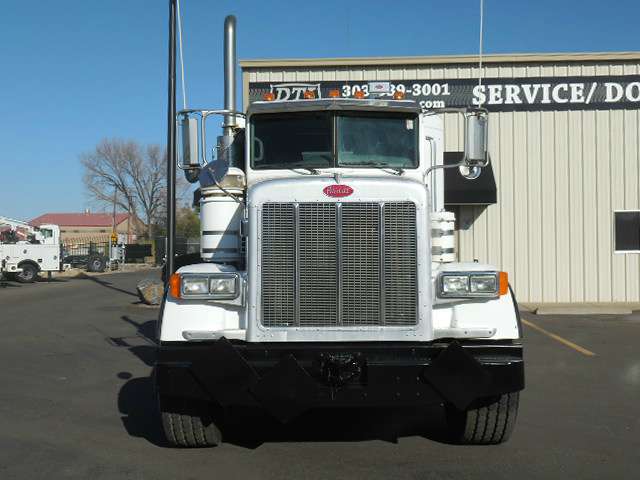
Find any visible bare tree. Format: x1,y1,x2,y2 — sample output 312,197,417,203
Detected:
81,138,188,238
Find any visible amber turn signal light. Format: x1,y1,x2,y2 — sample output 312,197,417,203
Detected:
169,273,181,298
499,271,509,296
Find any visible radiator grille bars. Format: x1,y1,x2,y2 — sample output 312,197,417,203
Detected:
261,202,417,328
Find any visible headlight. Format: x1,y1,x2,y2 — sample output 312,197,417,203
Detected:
181,276,209,296
438,272,505,298
442,275,470,295
210,277,237,296
173,273,240,299
470,274,497,294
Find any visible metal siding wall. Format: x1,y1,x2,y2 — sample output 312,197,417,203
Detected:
249,61,640,303
624,109,640,300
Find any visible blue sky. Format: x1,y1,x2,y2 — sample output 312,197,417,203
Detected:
1,0,638,220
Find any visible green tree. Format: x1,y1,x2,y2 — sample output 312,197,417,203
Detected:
176,207,200,239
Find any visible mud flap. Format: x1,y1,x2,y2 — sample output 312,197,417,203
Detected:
250,355,320,423
193,337,260,406
422,341,491,410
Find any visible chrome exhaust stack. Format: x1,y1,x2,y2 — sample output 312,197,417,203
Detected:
223,15,237,136
218,15,238,169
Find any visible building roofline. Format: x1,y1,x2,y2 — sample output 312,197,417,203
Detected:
240,51,640,69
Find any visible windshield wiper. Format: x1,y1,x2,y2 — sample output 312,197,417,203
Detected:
260,163,322,174
292,167,319,175
343,162,404,175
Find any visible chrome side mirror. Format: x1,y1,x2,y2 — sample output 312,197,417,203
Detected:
180,117,200,168
464,113,488,167
178,116,201,183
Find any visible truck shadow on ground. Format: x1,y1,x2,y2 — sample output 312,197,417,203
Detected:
108,316,157,366
79,274,140,297
118,371,452,449
115,314,454,449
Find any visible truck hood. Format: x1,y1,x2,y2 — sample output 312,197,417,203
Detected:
247,176,429,208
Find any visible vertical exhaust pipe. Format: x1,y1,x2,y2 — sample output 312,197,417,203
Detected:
218,15,238,169
223,15,237,135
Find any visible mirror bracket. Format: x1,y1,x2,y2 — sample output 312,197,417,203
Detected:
422,107,489,183
176,108,246,185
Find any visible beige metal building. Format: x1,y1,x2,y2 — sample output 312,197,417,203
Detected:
241,52,640,304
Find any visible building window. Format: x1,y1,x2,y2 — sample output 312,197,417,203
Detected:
614,211,640,253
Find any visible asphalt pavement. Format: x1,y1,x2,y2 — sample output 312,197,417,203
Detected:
0,271,638,479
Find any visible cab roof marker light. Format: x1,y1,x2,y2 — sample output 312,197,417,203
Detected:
303,90,316,99
263,92,275,101
393,91,406,100
328,89,340,98
353,90,365,99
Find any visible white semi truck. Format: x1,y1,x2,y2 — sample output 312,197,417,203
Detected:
156,10,524,447
0,217,65,283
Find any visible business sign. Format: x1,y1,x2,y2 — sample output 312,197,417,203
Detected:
248,76,640,112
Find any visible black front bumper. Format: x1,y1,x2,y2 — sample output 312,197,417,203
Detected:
156,339,524,422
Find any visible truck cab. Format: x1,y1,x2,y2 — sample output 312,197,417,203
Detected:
156,15,523,448
0,221,62,282
36,224,60,245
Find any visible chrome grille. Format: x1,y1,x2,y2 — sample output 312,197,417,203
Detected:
383,203,418,325
261,202,417,327
261,203,295,327
298,204,338,326
341,204,380,325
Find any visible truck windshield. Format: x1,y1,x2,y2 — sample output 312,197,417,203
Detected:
251,111,418,170
251,112,333,170
337,113,417,168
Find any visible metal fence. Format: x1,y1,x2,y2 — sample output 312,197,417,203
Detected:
62,241,111,258
62,241,154,264
124,244,152,263
153,237,200,265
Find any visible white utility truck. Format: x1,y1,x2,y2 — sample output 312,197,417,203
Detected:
0,216,64,283
156,12,524,447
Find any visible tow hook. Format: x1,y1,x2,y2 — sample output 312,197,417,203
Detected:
316,353,364,388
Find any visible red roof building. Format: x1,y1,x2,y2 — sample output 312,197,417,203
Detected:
29,212,140,243
30,212,129,228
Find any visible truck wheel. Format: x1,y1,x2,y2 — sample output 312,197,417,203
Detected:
445,392,519,445
15,263,38,283
158,396,222,447
87,255,106,273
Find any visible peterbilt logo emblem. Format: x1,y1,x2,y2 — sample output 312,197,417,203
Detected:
323,185,353,198
270,83,321,101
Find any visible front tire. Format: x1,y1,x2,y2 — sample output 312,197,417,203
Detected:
15,263,38,283
445,392,520,445
158,396,222,448
87,255,106,272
